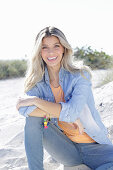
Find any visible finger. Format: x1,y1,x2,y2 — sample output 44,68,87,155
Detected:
78,127,84,135
79,129,83,135
73,123,78,129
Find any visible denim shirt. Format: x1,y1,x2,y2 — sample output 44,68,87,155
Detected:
19,67,112,145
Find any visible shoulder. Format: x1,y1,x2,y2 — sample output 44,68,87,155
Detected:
64,68,91,82
80,69,91,81
26,82,41,96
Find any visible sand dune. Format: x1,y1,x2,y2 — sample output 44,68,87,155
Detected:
0,70,113,170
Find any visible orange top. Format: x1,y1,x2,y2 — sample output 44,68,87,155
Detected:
50,84,95,143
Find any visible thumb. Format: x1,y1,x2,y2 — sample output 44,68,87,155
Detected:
78,125,84,135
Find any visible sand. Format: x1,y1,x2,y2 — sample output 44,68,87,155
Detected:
0,70,113,170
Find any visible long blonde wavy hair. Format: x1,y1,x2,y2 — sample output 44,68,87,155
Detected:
24,26,91,93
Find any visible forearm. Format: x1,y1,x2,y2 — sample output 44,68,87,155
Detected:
34,97,61,118
17,96,61,118
29,107,49,117
29,99,84,134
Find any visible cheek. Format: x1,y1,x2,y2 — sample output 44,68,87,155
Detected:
59,47,64,55
58,49,64,57
41,51,46,60
41,50,44,56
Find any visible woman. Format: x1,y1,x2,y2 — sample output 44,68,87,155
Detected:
16,26,113,170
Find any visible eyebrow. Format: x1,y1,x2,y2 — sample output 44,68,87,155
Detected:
42,42,61,46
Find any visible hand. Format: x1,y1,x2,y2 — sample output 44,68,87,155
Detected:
16,95,37,110
74,119,84,134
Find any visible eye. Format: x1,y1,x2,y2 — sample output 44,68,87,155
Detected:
54,44,60,48
42,46,47,50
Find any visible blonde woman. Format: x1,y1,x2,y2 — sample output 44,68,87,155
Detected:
16,26,113,170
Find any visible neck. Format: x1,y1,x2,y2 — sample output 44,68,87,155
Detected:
47,65,61,87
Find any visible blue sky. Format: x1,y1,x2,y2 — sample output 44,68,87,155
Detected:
0,0,113,59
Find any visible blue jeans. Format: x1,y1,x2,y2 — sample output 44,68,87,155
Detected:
25,117,113,170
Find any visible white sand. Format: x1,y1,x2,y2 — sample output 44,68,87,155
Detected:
0,70,113,170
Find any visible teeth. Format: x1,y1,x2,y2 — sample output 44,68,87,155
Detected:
48,57,57,60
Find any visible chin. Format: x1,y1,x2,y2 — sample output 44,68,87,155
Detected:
47,62,60,67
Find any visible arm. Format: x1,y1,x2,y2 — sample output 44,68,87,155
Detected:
33,97,61,118
29,107,50,117
17,86,39,117
33,95,84,134
17,71,91,123
17,95,61,118
17,95,84,134
59,71,92,122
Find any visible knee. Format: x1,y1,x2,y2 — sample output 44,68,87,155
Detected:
24,117,44,151
25,116,44,132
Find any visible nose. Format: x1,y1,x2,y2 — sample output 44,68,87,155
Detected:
48,48,54,54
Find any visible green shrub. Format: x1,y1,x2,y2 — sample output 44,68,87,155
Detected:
0,46,113,79
0,59,27,79
97,70,113,87
74,46,113,69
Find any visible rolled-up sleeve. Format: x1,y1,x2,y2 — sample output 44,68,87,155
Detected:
19,105,37,117
59,71,92,122
18,86,39,117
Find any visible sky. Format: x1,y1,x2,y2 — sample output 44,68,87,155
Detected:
0,0,113,60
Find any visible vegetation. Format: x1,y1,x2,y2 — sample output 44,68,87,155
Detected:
74,46,113,69
0,59,27,79
97,70,113,87
0,46,113,79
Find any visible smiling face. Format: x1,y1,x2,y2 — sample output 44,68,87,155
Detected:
41,36,64,69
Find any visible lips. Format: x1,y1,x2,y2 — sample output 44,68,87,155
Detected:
47,56,57,61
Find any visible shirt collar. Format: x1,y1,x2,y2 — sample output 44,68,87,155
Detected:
44,66,65,85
